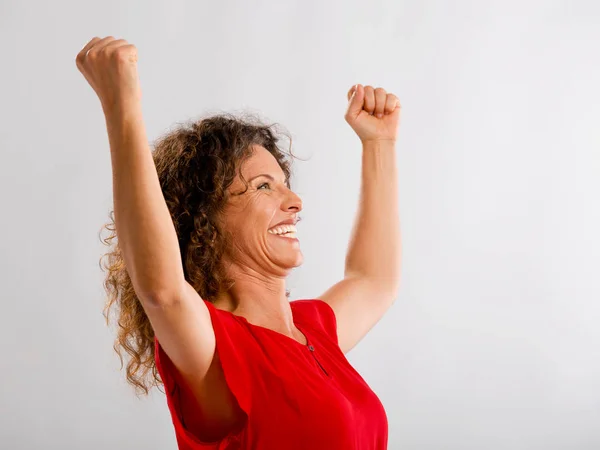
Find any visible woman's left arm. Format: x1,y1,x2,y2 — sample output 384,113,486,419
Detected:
317,84,402,353
344,138,401,290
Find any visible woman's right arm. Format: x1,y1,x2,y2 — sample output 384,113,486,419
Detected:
106,102,243,437
105,102,186,303
77,37,218,382
79,38,251,440
105,101,220,378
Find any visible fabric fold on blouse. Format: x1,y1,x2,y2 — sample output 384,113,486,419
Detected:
154,298,388,449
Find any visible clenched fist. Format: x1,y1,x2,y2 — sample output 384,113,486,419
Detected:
344,84,401,144
75,36,141,112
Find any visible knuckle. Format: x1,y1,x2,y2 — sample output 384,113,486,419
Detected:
114,47,132,61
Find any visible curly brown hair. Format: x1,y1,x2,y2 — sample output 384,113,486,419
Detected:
99,111,303,396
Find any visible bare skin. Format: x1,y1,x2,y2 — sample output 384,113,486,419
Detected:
211,145,305,343
77,36,400,443
180,144,306,441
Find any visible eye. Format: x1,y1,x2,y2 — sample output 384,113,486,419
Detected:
258,182,271,190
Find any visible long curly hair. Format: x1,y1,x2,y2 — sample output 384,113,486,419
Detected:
99,111,302,396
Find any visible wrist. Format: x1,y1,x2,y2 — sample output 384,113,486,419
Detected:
103,100,143,128
102,95,142,119
361,139,396,150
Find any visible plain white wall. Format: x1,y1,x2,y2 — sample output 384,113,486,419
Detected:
1,0,599,449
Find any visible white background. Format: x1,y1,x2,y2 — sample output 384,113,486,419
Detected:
1,0,599,448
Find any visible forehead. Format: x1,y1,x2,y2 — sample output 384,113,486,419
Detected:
238,145,286,183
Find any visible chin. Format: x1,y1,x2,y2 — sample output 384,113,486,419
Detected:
283,253,304,269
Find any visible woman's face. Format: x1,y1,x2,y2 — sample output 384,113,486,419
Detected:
218,145,303,275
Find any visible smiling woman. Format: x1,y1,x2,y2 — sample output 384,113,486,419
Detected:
83,36,399,450
100,111,303,386
213,144,305,287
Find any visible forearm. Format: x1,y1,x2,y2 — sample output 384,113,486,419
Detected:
105,102,185,302
344,140,401,290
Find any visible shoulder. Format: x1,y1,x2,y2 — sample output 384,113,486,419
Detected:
291,299,338,345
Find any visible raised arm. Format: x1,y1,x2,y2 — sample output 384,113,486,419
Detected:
76,40,242,436
318,84,402,353
104,100,187,302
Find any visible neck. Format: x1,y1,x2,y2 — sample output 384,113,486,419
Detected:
212,263,295,333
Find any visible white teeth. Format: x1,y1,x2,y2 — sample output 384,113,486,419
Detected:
275,232,297,239
268,224,297,235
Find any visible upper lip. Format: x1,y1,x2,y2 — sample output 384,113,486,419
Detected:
270,217,299,229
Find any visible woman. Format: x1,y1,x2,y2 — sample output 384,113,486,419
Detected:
77,36,402,449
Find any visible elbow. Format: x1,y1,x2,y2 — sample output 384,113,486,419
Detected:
135,282,186,308
344,269,401,297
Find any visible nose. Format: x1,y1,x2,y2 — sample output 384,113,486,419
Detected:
283,188,303,213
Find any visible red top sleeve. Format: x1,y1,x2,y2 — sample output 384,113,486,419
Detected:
155,298,389,449
154,300,252,449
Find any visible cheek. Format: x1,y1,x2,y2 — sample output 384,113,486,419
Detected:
253,198,278,224
231,196,278,238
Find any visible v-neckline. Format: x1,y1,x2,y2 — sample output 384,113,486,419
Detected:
236,314,310,347
214,302,310,347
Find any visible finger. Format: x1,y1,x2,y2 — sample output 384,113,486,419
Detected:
384,94,400,115
347,84,357,101
85,36,117,58
101,39,129,55
363,85,375,114
103,38,127,48
76,37,102,65
374,88,387,118
346,84,365,118
388,95,402,123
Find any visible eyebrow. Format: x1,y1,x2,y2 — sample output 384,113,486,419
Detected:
248,173,287,185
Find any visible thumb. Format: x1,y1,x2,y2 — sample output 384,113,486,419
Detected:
346,84,364,119
389,99,402,121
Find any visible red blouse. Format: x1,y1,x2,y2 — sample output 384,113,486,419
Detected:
154,298,388,449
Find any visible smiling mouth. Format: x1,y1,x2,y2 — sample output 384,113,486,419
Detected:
269,231,299,240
